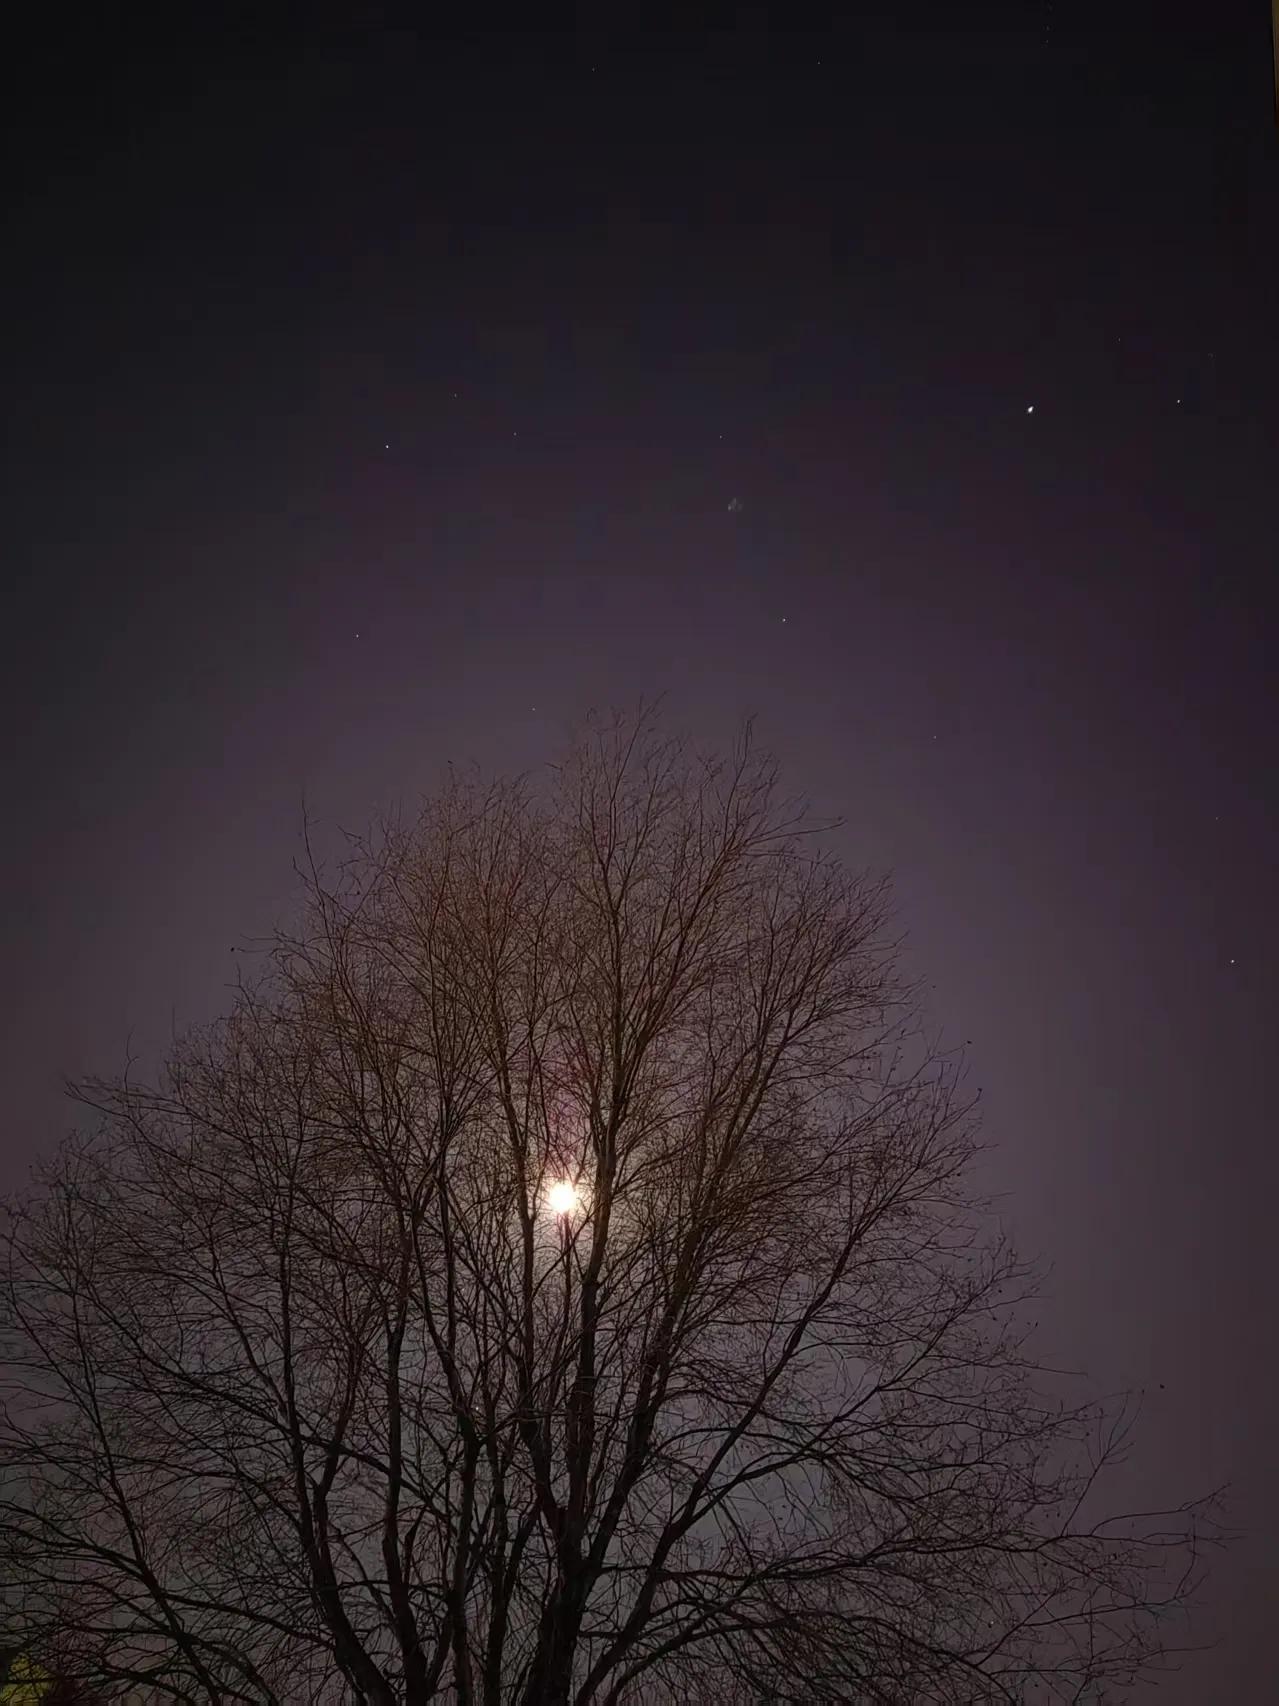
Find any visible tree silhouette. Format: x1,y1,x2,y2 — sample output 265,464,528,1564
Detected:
0,714,1216,1702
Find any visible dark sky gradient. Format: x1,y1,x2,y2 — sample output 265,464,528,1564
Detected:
3,5,1276,1695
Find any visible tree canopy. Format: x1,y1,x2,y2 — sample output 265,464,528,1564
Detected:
0,714,1215,1702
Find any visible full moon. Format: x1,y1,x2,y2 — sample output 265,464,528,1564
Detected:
547,1180,579,1215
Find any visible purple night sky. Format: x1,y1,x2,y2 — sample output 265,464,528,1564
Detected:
3,5,1276,1695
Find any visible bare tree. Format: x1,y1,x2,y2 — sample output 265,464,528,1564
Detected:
1,713,1216,1703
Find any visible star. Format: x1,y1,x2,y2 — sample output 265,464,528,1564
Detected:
1026,404,1035,414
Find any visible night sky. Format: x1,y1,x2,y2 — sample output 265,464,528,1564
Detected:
3,4,1277,1696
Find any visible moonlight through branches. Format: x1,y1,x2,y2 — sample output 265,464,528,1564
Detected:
0,714,1216,1703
